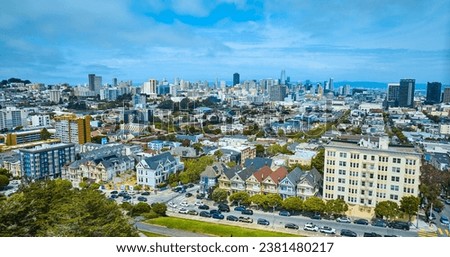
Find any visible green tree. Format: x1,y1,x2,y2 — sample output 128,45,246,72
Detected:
375,200,399,220
40,128,52,140
249,194,265,209
303,196,326,213
0,175,9,189
277,129,285,137
255,144,265,157
263,194,283,211
130,202,151,217
0,180,137,236
325,198,348,216
214,150,223,161
211,188,228,203
226,161,236,168
229,192,251,206
0,168,12,179
400,195,420,221
151,202,167,216
311,148,325,174
282,197,303,214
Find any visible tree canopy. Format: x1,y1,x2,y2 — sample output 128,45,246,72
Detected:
281,197,303,214
374,200,399,220
229,192,250,206
211,188,228,203
325,198,348,216
400,195,420,221
303,196,326,213
0,180,138,236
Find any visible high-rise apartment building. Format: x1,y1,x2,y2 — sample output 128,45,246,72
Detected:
142,79,157,96
426,82,442,104
398,79,415,107
386,83,400,107
269,84,287,101
233,73,240,86
0,107,28,130
443,87,450,103
88,73,102,93
54,114,91,144
323,137,421,213
49,89,61,103
20,143,76,180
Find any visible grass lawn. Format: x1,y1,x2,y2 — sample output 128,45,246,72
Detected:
146,217,301,237
140,230,166,237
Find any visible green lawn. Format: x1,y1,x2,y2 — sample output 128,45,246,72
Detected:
140,230,166,237
146,217,301,237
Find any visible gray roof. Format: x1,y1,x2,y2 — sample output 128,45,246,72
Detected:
285,167,305,185
142,152,176,170
222,165,239,179
244,157,273,170
432,153,450,165
201,162,226,178
237,167,256,181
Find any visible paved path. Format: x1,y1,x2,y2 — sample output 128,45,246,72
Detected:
136,222,210,237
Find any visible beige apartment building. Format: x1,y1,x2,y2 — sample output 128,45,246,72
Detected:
323,137,421,215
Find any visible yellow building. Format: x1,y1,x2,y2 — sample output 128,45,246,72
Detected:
54,114,91,144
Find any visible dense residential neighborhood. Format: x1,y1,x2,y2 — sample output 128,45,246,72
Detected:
0,76,449,238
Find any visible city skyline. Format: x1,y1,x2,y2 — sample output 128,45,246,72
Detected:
0,0,449,85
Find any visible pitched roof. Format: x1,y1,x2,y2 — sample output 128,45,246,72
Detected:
142,152,176,170
201,162,226,178
269,166,289,184
221,165,239,179
244,157,273,170
237,167,255,181
252,165,273,182
285,167,304,184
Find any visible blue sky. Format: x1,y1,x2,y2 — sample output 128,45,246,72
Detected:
0,0,449,85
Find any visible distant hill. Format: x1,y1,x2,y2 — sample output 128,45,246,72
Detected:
0,78,32,86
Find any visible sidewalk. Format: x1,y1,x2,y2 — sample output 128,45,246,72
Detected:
413,219,438,232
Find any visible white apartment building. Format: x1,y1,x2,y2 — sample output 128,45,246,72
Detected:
323,137,421,211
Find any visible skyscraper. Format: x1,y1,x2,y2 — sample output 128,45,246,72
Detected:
142,79,157,96
426,82,442,104
54,114,91,144
398,79,415,107
233,73,240,86
443,88,450,103
269,84,287,101
387,83,400,107
88,73,102,93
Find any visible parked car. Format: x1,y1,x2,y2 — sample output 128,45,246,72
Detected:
433,206,442,213
389,221,410,230
178,208,189,214
110,194,118,199
285,223,299,230
303,223,319,232
198,204,210,210
445,199,450,205
340,229,357,237
238,216,253,223
336,216,351,223
137,196,147,202
187,183,195,188
212,213,225,220
226,215,239,221
257,218,270,226
371,219,387,227
196,193,205,199
194,201,204,206
440,215,449,225
311,213,322,220
241,209,253,215
319,226,336,234
111,190,118,194
353,218,369,225
185,192,193,197
426,211,436,220
218,203,230,212
279,210,291,217
209,209,221,215
363,232,382,237
234,206,246,212
188,210,198,216
180,201,189,207
199,211,211,218
141,191,150,196
168,202,177,208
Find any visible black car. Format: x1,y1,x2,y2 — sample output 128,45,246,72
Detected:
279,210,291,217
340,229,357,237
389,221,410,230
209,209,221,215
110,194,118,199
371,219,387,227
433,206,442,213
363,232,382,237
311,213,322,220
285,223,299,229
199,211,211,218
185,192,193,197
212,213,225,220
196,193,205,199
137,196,147,202
353,218,369,225
257,218,270,226
111,190,118,194
226,215,239,221
141,191,150,196
234,206,246,212
241,209,253,215
187,183,195,188
218,203,230,212
198,204,210,210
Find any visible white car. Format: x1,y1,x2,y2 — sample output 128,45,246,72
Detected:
178,208,189,214
336,216,351,223
180,201,189,207
303,223,319,232
319,226,336,234
168,202,177,208
194,201,204,206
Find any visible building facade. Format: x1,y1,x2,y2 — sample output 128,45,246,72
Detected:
20,143,76,180
426,82,442,104
323,138,421,211
54,114,91,144
398,79,415,107
136,152,184,188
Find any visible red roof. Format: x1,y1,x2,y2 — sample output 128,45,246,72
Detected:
268,166,288,184
252,165,273,182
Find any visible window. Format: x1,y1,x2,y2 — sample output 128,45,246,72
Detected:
339,152,347,158
351,153,360,159
406,159,416,165
327,151,336,157
377,183,386,189
391,167,401,173
363,155,367,160
377,174,387,180
391,176,400,182
338,186,345,192
390,194,398,200
390,185,399,191
392,158,401,164
371,156,375,161
378,166,388,171
339,161,347,167
326,168,335,174
338,169,346,175
379,156,388,162
338,178,346,184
